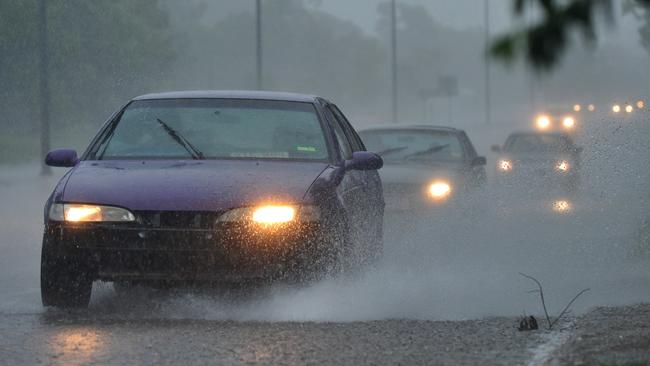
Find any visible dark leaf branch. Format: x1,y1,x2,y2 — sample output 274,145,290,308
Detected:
490,0,650,71
519,272,590,330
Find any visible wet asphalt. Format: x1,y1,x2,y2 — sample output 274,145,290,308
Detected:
3,113,650,365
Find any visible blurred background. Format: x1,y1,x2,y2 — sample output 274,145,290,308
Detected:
2,0,649,166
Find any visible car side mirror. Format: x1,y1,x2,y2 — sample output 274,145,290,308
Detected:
490,145,501,153
345,151,383,171
45,149,79,167
472,156,487,166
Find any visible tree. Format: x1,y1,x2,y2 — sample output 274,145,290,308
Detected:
624,0,650,53
491,0,650,71
0,0,174,161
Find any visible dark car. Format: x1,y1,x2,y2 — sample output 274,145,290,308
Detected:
41,90,384,307
358,125,486,212
491,131,582,191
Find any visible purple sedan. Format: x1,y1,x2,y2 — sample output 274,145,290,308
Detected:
41,91,384,308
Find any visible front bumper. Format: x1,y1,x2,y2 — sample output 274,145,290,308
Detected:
45,219,327,282
382,183,459,212
496,167,578,187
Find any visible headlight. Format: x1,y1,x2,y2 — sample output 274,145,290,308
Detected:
535,115,551,130
498,159,513,172
552,200,571,213
612,104,621,113
625,105,634,113
562,116,575,129
49,203,135,222
217,205,319,224
428,181,452,200
555,160,570,172
253,206,295,224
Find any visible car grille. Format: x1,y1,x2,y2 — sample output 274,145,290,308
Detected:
134,211,224,230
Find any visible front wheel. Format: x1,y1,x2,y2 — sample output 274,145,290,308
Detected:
40,235,92,308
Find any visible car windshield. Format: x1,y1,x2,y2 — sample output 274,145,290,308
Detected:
505,134,574,153
90,98,329,161
360,130,464,163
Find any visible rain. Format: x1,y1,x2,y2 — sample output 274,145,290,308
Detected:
1,1,650,365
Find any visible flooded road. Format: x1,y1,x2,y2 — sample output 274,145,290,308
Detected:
1,115,650,365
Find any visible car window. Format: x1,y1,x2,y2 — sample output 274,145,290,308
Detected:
323,107,353,160
90,99,329,161
459,131,477,159
330,105,365,151
359,130,465,163
505,134,573,153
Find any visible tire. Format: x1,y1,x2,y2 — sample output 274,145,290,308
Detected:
40,234,92,308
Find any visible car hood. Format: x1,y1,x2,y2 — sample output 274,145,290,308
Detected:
61,160,328,211
503,151,572,163
379,161,462,186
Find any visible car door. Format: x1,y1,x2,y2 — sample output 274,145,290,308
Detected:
459,131,486,187
328,104,384,254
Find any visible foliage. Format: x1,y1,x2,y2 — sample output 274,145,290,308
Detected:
0,0,173,137
624,0,650,53
491,0,650,71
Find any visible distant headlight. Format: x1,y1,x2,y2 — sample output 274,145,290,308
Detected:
49,203,135,222
552,200,572,213
498,159,513,172
562,116,575,129
217,205,319,225
535,115,551,130
428,181,452,200
555,160,570,172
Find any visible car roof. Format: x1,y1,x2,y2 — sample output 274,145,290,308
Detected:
507,131,571,138
358,124,462,133
133,90,321,103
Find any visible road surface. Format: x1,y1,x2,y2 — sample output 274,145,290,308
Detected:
1,114,650,365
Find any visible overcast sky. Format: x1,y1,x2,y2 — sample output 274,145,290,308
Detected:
315,0,644,51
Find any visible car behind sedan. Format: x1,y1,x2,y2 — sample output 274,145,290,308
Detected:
492,131,582,192
358,125,486,212
41,90,384,308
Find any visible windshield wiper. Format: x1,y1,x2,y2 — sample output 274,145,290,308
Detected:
156,118,205,160
403,144,449,160
375,146,408,156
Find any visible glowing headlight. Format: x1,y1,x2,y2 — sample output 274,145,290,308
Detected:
552,200,571,213
625,105,634,114
498,159,513,172
535,115,551,130
573,104,581,112
252,206,295,224
428,181,452,200
217,205,319,224
612,104,621,113
562,116,575,129
49,203,135,222
587,104,595,112
555,160,570,172
637,100,645,109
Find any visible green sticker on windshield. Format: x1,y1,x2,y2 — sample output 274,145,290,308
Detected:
296,146,317,152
